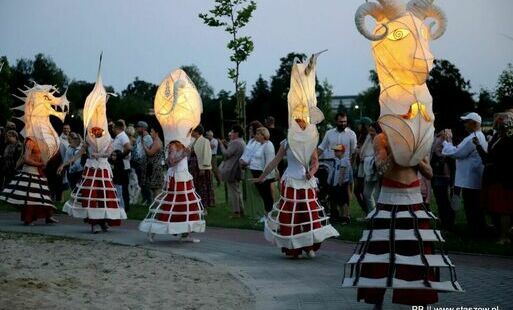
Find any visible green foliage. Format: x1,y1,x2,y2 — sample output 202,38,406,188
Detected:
477,88,497,121
246,75,271,122
495,63,513,111
353,70,380,122
180,64,214,102
199,0,257,126
0,57,14,125
427,59,476,132
317,79,334,137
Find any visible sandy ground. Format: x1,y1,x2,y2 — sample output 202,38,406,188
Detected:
0,232,254,310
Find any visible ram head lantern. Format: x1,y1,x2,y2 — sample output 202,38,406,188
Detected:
355,0,447,166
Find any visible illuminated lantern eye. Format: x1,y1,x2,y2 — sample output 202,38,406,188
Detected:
421,27,429,40
387,28,410,41
43,95,50,101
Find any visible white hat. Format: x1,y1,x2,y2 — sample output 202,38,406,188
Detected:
460,112,481,124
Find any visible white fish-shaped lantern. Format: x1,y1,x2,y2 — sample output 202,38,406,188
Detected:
154,69,203,146
287,51,326,169
13,83,69,164
83,54,111,154
355,0,447,166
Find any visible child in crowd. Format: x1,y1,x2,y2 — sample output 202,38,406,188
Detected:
328,144,353,224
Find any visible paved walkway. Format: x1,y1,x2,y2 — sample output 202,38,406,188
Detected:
1,212,512,310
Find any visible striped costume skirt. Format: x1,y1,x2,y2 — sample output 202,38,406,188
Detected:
63,159,126,226
342,179,463,306
264,179,339,257
139,171,205,235
0,166,55,224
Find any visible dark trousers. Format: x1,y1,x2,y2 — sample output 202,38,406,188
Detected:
329,184,349,219
432,182,455,231
122,169,130,212
354,177,368,215
462,188,486,232
251,170,274,213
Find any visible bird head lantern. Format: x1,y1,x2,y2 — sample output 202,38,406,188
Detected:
154,69,202,147
287,51,326,169
355,0,447,166
83,54,112,155
13,83,69,164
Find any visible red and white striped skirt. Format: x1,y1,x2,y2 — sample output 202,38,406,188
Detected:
139,173,205,235
265,180,339,257
63,159,126,226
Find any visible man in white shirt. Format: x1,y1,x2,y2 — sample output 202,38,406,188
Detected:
442,112,488,233
318,112,357,161
318,113,357,219
112,120,133,211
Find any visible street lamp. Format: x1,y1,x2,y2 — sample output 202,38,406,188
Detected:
354,105,362,119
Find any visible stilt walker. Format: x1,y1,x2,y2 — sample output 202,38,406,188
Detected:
255,52,339,258
0,83,69,225
63,54,127,233
139,69,205,243
342,0,463,307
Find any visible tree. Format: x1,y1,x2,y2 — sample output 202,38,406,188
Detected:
476,88,497,121
496,63,513,111
427,59,475,132
199,0,257,131
0,56,14,125
107,77,157,122
317,79,334,137
180,64,214,103
247,75,271,122
353,70,380,122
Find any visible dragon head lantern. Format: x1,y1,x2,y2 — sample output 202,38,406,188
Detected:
154,69,202,147
355,0,447,166
13,83,69,164
287,51,326,169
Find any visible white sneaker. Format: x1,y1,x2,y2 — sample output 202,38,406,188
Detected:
306,250,316,258
148,233,155,243
180,236,200,243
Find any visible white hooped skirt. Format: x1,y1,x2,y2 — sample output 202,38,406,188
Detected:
139,170,205,235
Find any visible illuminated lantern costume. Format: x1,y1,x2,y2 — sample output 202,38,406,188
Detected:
265,53,339,257
138,69,205,238
342,0,463,306
0,84,68,224
63,56,127,230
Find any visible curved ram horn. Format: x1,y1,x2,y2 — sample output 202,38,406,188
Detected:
407,0,447,40
355,2,388,41
377,0,405,19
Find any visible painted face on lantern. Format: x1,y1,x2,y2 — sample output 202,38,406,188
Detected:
371,13,434,85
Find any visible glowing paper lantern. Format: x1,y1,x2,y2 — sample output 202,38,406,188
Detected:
83,54,111,154
287,52,325,169
355,0,447,166
154,69,203,146
13,83,69,163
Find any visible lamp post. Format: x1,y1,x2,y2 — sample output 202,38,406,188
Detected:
354,104,363,120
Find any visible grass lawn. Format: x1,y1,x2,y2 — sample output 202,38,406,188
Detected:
2,176,512,256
